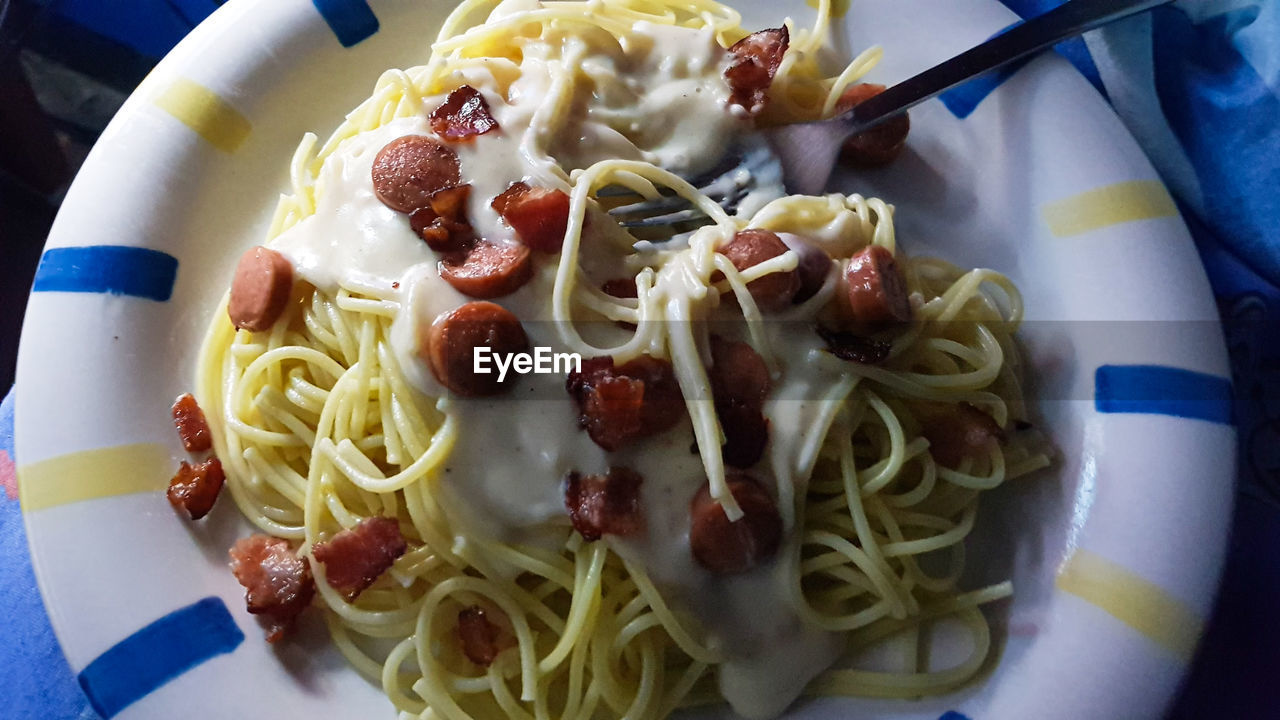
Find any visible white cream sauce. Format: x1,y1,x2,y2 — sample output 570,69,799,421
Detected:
267,13,854,718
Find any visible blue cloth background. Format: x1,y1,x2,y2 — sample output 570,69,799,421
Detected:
3,0,1279,717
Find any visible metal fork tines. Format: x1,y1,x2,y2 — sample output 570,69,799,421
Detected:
605,133,784,229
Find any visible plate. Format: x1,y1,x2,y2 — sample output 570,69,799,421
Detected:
16,0,1235,718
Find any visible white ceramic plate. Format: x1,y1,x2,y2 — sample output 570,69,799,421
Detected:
16,1,1236,718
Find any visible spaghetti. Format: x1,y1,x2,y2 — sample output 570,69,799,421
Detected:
195,1,1051,718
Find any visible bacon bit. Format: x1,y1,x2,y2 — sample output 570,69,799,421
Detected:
565,467,645,541
457,606,502,666
724,27,789,114
709,337,771,468
392,282,401,289
311,516,408,602
229,535,315,642
835,83,911,168
491,181,571,253
815,325,891,365
566,356,684,451
410,184,475,252
170,393,212,453
167,458,225,520
923,402,1005,468
429,85,499,141
601,277,638,298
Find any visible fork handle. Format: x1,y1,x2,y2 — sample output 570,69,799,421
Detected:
849,0,1172,130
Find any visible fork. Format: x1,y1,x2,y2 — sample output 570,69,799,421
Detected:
609,0,1172,227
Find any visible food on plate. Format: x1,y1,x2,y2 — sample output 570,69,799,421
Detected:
181,0,1051,717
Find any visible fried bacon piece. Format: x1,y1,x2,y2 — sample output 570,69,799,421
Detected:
923,402,1005,468
457,606,503,666
724,27,789,114
689,473,782,575
311,516,408,602
815,325,891,365
410,184,474,252
834,83,911,167
170,393,212,453
565,467,645,542
566,356,684,451
709,336,771,468
229,535,315,642
491,181,571,253
429,85,499,142
167,458,225,520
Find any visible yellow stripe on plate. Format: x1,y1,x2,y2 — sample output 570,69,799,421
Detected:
19,443,172,512
1042,180,1177,238
154,78,251,153
1056,549,1203,661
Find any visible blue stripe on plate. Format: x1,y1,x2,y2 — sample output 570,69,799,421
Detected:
938,22,1029,118
77,598,244,719
33,246,178,302
1095,365,1233,425
939,712,973,720
313,0,380,47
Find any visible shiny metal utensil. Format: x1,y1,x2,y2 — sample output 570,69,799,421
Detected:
611,0,1172,227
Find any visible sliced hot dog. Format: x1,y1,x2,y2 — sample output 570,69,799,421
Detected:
429,85,499,142
601,277,638,299
724,27,789,115
423,301,529,396
721,228,800,311
780,234,832,304
689,473,782,575
228,246,293,332
371,135,462,213
709,335,771,406
835,83,910,168
491,181,571,253
845,245,912,327
709,336,771,468
438,239,533,299
923,402,1004,468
